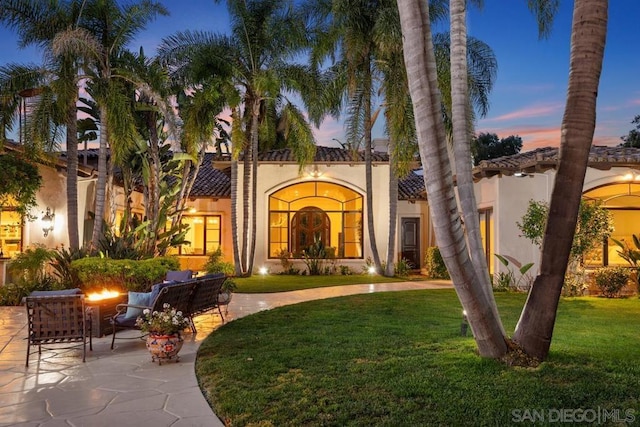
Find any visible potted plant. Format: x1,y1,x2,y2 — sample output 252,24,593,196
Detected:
136,303,190,364
218,278,237,313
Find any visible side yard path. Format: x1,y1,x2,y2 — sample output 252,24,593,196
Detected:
0,280,451,426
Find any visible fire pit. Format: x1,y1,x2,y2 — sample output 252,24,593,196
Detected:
85,290,126,337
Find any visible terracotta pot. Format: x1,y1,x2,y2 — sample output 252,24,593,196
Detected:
146,333,184,365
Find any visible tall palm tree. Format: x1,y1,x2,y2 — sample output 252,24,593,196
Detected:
159,0,318,276
397,0,508,358
513,0,608,360
52,0,168,250
0,0,86,250
307,0,385,272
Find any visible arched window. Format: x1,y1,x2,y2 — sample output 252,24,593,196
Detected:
582,182,640,266
269,182,363,259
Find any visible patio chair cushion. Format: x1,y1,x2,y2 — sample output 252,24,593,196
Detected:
165,270,193,282
29,288,82,296
113,313,139,328
124,291,153,319
150,281,177,301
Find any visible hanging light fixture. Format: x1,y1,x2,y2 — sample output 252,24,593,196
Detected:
41,207,55,237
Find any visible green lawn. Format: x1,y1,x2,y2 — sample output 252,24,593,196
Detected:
233,273,409,293
196,290,640,426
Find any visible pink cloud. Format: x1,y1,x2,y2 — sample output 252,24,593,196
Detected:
482,103,563,123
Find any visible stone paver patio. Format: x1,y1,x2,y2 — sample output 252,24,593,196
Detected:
0,281,452,426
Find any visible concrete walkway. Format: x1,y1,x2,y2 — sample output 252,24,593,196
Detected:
0,281,452,426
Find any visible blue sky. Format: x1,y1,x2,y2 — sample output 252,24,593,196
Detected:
1,1,638,152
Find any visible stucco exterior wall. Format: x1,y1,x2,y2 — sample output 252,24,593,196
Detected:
26,164,94,250
475,166,637,278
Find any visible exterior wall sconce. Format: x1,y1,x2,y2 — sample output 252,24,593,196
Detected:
41,207,55,237
514,170,528,178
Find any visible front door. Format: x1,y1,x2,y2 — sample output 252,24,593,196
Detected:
400,218,420,269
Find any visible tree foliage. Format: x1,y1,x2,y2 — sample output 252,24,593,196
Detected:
0,151,41,218
517,199,614,263
471,132,523,166
619,115,640,148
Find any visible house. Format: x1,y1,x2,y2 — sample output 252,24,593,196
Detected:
5,139,636,285
0,141,433,283
472,145,640,277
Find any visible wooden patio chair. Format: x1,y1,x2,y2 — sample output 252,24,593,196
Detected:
110,281,196,349
24,294,92,367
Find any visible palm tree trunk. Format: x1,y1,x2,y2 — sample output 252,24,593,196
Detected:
513,0,608,360
363,61,382,271
90,105,109,250
66,99,80,250
241,133,251,274
230,157,242,276
385,137,398,277
450,0,505,336
247,99,260,275
397,0,507,358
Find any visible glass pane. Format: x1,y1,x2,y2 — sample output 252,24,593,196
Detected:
0,210,22,257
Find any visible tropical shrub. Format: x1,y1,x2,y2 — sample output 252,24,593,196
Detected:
50,246,90,288
493,254,534,291
339,265,353,275
593,266,629,298
70,256,180,292
276,249,300,275
395,258,413,277
517,199,613,265
302,239,334,275
613,234,640,294
7,245,56,286
563,267,589,296
424,247,450,280
204,248,235,276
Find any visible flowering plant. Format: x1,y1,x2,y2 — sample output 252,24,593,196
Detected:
136,303,189,335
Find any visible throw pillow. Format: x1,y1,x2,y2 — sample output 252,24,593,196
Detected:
124,291,153,319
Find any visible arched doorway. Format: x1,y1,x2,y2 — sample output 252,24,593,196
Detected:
291,207,330,255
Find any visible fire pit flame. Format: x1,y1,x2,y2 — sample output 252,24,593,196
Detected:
87,289,121,301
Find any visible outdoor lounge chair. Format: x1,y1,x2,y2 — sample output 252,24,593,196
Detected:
186,273,227,333
110,281,196,349
24,294,92,366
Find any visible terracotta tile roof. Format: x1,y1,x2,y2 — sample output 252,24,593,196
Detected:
472,145,640,180
398,170,427,200
190,153,230,198
213,145,389,163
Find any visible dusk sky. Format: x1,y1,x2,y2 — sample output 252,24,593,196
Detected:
1,1,638,152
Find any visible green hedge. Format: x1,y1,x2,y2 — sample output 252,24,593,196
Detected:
70,256,180,292
424,247,450,280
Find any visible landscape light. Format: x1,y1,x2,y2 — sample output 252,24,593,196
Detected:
460,310,469,336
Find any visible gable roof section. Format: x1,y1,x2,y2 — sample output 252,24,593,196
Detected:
472,145,640,181
398,170,427,200
189,152,231,198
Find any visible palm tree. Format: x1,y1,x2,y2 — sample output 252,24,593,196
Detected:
159,0,318,276
396,0,508,358
307,0,385,272
0,0,86,250
513,0,608,360
52,0,168,250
